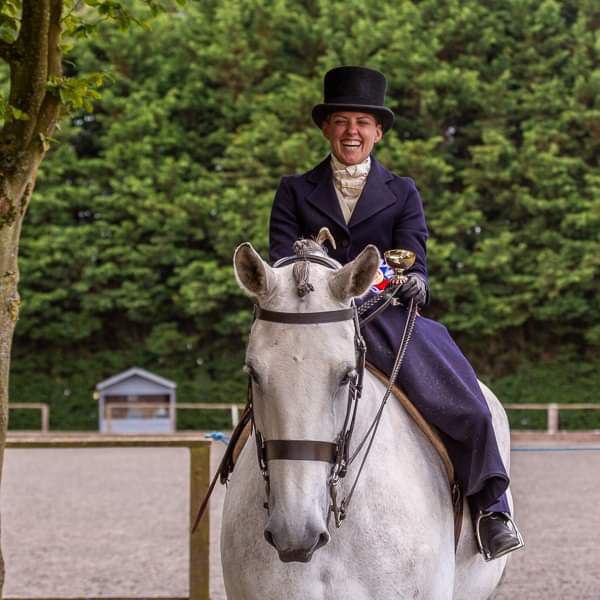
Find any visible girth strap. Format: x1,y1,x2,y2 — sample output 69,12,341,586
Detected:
264,440,337,462
256,306,353,325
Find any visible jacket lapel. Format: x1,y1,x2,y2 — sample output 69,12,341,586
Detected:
348,157,397,229
305,155,349,232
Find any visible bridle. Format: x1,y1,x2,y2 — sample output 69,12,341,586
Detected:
250,253,365,527
249,253,418,528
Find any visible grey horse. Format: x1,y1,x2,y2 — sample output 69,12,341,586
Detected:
221,242,512,599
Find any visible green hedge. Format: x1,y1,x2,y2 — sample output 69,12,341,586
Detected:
492,359,600,430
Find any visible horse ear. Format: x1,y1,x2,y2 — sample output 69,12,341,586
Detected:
233,242,274,298
329,245,381,302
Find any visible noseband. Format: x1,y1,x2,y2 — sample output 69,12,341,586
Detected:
251,253,367,527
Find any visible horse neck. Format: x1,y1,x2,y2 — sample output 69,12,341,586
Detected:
355,371,410,433
347,371,425,474
339,370,450,539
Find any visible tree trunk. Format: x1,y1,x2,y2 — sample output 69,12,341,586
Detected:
0,155,44,593
0,1,63,594
0,171,37,592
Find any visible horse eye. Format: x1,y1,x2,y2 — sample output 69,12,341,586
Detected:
243,364,260,384
340,368,357,386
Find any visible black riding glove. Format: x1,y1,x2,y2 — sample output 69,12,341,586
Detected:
394,273,428,306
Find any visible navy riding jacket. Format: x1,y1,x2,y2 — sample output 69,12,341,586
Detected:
268,154,429,282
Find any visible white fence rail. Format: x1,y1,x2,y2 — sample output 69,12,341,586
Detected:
504,403,600,434
9,401,599,435
8,403,50,432
101,402,246,432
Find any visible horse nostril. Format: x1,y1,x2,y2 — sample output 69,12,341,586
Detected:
264,529,276,548
316,531,330,549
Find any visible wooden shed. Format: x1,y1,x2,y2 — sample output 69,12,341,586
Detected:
95,367,176,433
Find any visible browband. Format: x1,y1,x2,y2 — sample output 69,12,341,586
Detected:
272,254,340,270
255,306,354,324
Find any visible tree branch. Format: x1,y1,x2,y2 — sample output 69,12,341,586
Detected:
34,0,63,141
47,0,63,78
3,0,51,151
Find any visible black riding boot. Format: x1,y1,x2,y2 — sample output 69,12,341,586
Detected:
476,511,524,561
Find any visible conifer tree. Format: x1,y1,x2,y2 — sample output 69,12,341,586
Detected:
0,0,182,591
8,0,600,430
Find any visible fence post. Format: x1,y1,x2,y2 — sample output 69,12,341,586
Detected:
231,405,239,428
170,400,176,432
41,404,49,432
547,403,559,434
105,404,112,433
189,445,210,600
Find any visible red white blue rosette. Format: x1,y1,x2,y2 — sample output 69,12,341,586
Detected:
370,259,395,294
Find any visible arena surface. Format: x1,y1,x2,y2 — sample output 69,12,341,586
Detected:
2,434,599,599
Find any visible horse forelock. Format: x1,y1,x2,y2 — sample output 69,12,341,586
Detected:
292,238,327,257
256,238,344,309
291,238,331,298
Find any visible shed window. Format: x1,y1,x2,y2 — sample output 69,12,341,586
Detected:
105,394,170,419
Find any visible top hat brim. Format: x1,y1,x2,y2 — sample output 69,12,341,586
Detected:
312,103,395,133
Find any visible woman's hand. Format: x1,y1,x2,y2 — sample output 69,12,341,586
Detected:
395,273,428,306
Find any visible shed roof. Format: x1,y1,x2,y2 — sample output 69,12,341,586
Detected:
96,367,176,391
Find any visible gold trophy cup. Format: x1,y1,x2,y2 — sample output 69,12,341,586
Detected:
384,249,416,286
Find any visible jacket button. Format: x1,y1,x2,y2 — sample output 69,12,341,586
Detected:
341,240,349,248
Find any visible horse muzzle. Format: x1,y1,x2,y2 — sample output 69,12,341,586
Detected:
262,461,331,562
264,519,330,563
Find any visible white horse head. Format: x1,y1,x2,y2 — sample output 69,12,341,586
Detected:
233,241,380,562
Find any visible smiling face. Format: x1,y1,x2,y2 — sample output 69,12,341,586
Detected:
322,111,383,166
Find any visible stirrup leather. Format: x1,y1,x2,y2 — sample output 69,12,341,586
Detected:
475,511,524,562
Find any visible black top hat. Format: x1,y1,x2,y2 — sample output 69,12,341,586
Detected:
312,66,395,132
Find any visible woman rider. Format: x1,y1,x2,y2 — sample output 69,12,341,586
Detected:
268,66,523,561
